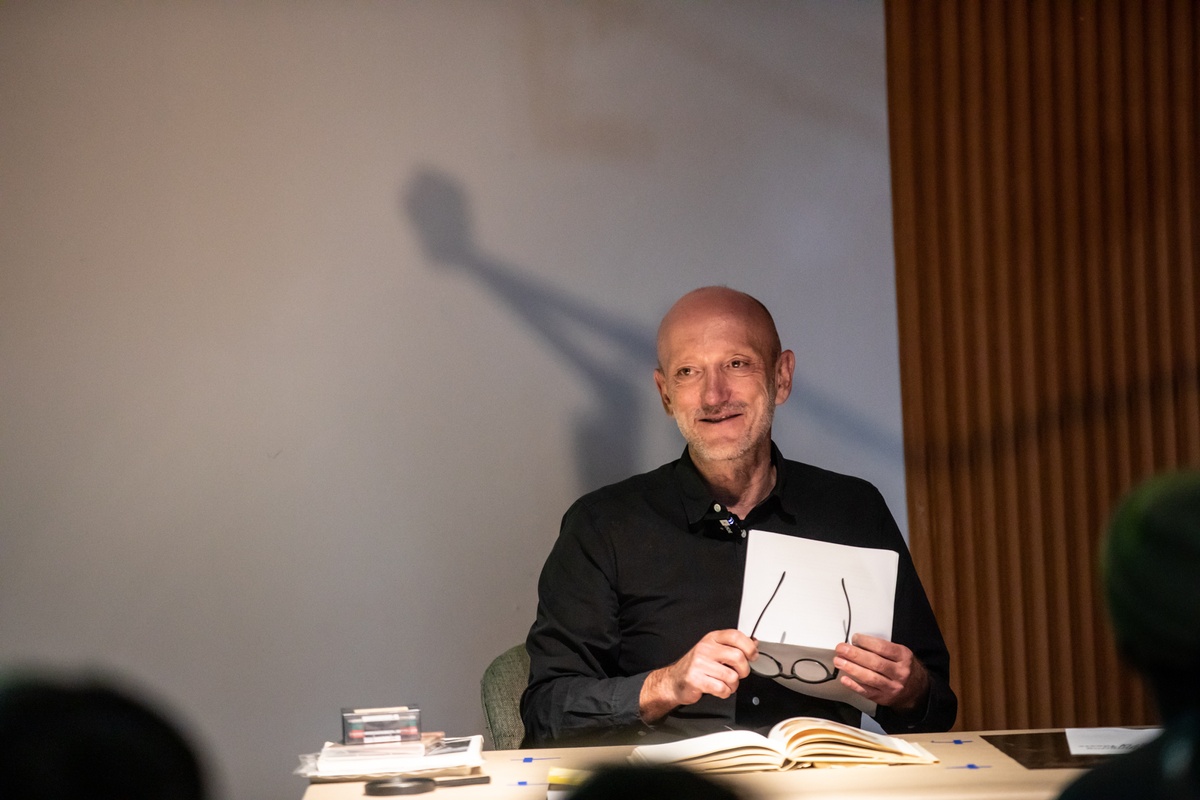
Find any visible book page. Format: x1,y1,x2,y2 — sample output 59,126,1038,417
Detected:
628,720,937,774
737,531,899,716
628,729,784,771
770,716,936,763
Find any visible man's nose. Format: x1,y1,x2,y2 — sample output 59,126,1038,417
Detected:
700,369,730,406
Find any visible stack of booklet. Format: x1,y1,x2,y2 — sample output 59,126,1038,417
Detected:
546,767,593,800
629,717,938,774
296,734,485,783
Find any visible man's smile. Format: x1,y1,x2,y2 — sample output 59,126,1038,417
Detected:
698,405,746,425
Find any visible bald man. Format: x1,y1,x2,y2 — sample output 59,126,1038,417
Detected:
520,287,956,746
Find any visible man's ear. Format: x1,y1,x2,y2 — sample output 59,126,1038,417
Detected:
774,350,795,405
653,368,673,415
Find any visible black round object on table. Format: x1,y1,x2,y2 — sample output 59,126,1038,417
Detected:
363,776,436,795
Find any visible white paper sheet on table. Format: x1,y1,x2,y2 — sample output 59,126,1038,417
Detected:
1065,727,1161,755
736,530,899,716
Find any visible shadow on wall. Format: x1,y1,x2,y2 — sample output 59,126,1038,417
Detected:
403,167,903,492
404,168,654,491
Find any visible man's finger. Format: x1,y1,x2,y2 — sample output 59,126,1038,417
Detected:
835,644,893,679
834,655,899,692
709,629,759,660
848,633,906,660
700,631,757,676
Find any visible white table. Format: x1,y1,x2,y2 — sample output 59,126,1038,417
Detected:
301,728,1087,800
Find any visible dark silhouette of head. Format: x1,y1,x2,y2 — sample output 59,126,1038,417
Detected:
0,672,207,800
1102,469,1200,715
1056,472,1200,800
567,764,742,800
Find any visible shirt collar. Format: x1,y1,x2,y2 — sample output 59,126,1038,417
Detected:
674,442,794,532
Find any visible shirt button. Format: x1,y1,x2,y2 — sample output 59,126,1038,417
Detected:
741,531,747,538
752,696,760,706
638,730,647,736
713,503,722,512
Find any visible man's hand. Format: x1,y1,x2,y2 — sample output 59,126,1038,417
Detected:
638,630,758,723
833,634,930,713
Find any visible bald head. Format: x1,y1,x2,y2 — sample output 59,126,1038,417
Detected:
652,287,794,469
656,287,782,371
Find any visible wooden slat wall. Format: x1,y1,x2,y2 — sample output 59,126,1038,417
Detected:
886,0,1199,731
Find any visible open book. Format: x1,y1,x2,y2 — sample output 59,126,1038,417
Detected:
628,717,938,773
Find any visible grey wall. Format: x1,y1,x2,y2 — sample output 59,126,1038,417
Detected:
0,3,903,798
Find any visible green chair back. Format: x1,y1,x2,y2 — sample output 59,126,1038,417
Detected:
480,644,530,750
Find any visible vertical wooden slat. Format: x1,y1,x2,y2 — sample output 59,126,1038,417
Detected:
1145,0,1174,470
963,0,1010,732
1026,0,1061,730
1094,0,1125,725
1068,0,1100,726
976,1,1007,732
1051,0,1092,729
1177,2,1200,460
886,0,1197,731
1012,0,1048,731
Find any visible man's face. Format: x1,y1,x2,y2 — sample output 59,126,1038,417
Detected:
654,307,791,465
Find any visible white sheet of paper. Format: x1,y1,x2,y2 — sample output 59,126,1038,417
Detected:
737,530,900,716
1065,727,1161,755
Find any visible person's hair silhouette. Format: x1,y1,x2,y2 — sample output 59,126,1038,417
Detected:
1058,470,1200,800
568,763,741,800
0,672,207,800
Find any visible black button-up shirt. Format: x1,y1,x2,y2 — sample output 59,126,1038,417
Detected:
520,444,956,746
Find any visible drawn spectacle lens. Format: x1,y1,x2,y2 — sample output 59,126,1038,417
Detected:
749,573,851,685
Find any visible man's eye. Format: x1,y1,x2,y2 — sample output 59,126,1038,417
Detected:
677,367,694,377
730,360,746,369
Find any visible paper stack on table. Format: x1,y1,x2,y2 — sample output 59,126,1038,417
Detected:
296,734,485,782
